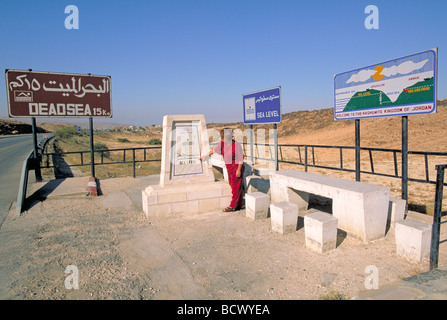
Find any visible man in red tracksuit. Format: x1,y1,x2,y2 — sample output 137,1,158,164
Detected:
199,128,245,212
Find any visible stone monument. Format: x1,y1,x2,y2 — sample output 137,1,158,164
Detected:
142,114,232,218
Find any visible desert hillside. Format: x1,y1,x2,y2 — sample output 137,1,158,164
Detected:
209,98,447,152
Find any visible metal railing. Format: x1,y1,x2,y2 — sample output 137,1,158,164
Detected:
40,140,446,187
242,142,447,186
16,134,55,213
41,145,162,178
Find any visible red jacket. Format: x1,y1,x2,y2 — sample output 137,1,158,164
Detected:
213,139,244,166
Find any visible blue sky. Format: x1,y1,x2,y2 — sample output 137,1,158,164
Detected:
0,0,446,126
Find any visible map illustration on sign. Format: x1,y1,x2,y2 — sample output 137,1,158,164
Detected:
334,49,437,120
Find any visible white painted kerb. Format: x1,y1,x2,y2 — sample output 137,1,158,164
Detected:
270,170,390,243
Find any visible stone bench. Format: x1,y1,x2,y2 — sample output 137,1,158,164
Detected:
245,192,270,220
304,209,338,253
395,219,432,262
270,170,390,243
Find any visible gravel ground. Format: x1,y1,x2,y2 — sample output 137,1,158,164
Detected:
0,176,444,300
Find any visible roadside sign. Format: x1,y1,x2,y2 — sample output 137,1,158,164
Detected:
6,69,112,118
243,86,281,124
334,48,437,120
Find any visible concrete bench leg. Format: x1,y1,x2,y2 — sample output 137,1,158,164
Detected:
395,219,432,262
304,210,338,253
246,192,270,220
388,198,406,228
270,201,298,235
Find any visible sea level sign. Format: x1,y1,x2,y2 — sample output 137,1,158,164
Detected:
243,87,281,124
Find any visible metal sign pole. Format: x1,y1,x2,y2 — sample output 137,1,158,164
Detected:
31,117,38,158
250,124,254,166
355,119,360,181
31,117,42,182
402,116,408,203
89,117,95,178
274,123,278,171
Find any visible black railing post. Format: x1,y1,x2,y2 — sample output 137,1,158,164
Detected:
355,119,361,182
369,149,374,174
132,149,136,178
393,151,398,177
430,164,446,270
304,146,308,172
402,116,408,202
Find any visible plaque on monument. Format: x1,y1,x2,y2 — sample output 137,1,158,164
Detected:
171,121,203,178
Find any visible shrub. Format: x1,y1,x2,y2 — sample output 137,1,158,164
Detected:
55,126,79,140
148,138,162,145
94,142,110,158
117,138,130,143
319,290,349,300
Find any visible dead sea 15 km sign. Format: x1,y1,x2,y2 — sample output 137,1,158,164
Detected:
334,48,437,120
6,69,112,118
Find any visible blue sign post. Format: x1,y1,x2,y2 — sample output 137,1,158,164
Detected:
243,87,281,125
242,87,281,170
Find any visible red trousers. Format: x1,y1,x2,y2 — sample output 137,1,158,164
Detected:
226,163,245,209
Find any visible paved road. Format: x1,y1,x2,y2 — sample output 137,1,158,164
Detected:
0,134,43,229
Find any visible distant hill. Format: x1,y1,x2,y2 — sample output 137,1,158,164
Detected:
208,98,447,152
0,119,48,135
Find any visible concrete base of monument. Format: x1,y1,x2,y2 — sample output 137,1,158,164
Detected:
142,181,232,219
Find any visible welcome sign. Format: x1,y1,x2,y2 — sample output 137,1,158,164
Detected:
334,48,437,120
